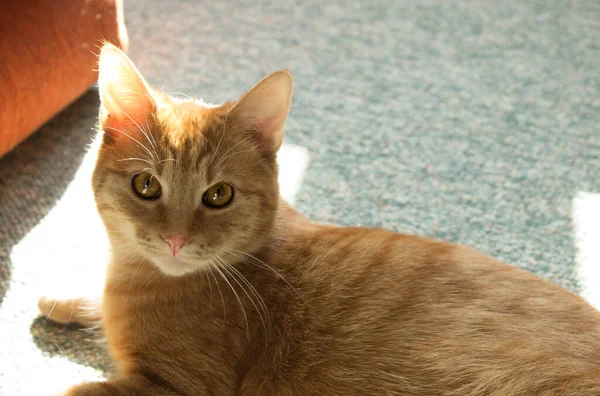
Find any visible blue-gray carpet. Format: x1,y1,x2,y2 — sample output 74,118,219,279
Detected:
1,0,599,393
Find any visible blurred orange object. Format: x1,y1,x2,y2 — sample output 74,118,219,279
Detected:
0,0,128,158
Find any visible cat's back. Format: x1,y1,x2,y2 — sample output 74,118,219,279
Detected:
256,224,600,395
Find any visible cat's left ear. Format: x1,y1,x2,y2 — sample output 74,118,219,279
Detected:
97,43,155,132
228,70,293,152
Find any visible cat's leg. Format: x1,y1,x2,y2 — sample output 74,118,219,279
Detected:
38,295,102,327
61,376,180,396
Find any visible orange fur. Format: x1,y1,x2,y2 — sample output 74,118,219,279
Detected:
44,44,600,395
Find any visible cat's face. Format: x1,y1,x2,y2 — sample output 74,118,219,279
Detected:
92,45,292,276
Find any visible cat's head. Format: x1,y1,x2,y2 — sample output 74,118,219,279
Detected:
92,44,292,277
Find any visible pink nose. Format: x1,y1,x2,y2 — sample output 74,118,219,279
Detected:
163,235,189,256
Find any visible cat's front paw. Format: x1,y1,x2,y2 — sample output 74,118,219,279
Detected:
56,382,113,396
57,377,179,396
38,295,101,327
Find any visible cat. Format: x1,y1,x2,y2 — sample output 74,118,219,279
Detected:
39,43,600,395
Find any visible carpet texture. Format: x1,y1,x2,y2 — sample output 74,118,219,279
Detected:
1,0,599,393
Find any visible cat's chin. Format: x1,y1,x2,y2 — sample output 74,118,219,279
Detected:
151,255,200,277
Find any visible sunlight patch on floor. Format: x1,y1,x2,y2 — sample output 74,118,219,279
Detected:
277,143,310,204
573,191,600,310
1,142,107,395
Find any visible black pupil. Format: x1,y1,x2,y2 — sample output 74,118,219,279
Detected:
145,178,151,189
216,186,222,197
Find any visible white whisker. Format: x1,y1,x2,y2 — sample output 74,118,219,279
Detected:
216,257,268,337
67,299,75,324
220,259,269,322
219,148,272,165
103,126,155,161
219,246,301,298
207,259,227,325
212,260,249,340
157,158,178,164
231,265,268,316
43,299,59,323
209,126,228,167
127,259,146,294
217,137,252,167
119,108,159,160
144,115,160,158
165,91,194,100
117,157,154,166
202,268,214,313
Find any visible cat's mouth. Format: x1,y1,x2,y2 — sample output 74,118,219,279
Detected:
151,255,198,277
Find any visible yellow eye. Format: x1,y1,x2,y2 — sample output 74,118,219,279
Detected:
132,172,161,199
203,182,234,208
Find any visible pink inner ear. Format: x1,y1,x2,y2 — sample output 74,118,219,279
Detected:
228,70,292,152
100,91,154,149
98,45,155,137
259,114,283,135
254,114,285,150
99,85,155,150
103,82,153,125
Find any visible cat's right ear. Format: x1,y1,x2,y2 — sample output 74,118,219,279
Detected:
97,44,155,142
228,70,293,152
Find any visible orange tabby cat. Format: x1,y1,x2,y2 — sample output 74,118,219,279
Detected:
41,44,600,395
